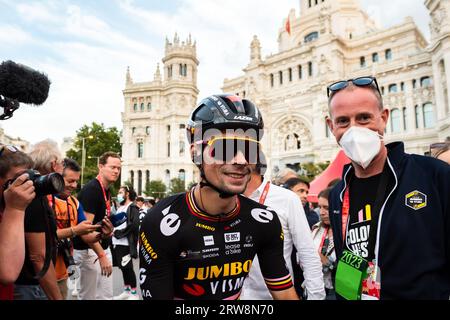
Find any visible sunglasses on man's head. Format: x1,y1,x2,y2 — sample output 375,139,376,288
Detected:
197,137,261,164
0,145,19,157
327,76,381,98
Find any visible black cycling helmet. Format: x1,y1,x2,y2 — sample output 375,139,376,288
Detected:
186,94,264,144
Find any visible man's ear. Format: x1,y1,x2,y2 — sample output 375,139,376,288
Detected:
190,144,202,164
326,116,334,132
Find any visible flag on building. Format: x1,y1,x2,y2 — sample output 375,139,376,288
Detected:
285,15,291,35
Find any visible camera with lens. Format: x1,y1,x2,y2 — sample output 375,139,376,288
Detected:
57,239,79,280
26,169,65,196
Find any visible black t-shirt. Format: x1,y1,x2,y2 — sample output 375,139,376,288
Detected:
139,190,293,300
73,178,110,250
15,196,57,285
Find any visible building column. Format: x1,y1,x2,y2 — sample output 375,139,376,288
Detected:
432,58,445,121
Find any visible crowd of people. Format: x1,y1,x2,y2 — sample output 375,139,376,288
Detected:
1,76,449,300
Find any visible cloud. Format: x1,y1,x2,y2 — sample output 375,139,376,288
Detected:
0,25,33,45
16,2,59,24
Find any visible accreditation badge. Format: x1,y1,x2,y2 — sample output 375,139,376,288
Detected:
361,261,381,300
335,250,369,300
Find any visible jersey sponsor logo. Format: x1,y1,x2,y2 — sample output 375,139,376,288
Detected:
184,260,252,280
224,232,240,243
251,208,274,223
243,235,254,248
160,206,181,236
139,268,147,285
225,219,241,231
225,243,241,255
204,235,215,246
405,190,427,211
141,289,152,298
196,222,216,232
183,283,206,297
140,232,158,259
210,276,246,295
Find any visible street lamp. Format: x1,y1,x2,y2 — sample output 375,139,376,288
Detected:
81,135,94,187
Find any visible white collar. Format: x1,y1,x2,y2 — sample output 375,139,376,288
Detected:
250,176,271,200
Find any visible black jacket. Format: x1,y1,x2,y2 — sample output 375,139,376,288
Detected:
114,203,140,258
329,142,450,299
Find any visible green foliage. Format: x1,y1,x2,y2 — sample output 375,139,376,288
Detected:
65,122,121,192
299,162,330,180
168,178,186,195
186,181,197,190
144,180,167,199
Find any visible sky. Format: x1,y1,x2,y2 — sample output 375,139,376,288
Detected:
0,0,430,146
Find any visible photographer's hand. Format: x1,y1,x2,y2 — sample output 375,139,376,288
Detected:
100,217,114,239
3,173,35,211
74,220,101,236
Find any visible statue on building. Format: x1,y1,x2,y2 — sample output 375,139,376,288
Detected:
250,35,262,63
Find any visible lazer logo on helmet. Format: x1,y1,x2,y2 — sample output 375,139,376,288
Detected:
233,115,253,121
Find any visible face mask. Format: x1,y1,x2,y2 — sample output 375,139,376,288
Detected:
339,126,383,169
117,195,125,204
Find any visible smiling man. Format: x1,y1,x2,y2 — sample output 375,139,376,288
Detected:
139,94,298,300
326,77,450,300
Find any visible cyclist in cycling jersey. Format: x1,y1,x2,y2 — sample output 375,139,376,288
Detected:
139,94,299,300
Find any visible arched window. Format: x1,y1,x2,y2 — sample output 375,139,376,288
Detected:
360,56,366,68
133,103,138,112
420,77,432,87
279,71,283,85
137,142,144,158
388,84,398,93
140,103,145,111
138,170,142,195
423,103,435,128
130,171,134,189
288,68,292,82
372,53,379,63
304,31,319,43
146,126,150,135
298,65,302,79
183,64,187,76
390,108,401,133
147,102,152,111
178,169,186,183
270,74,274,87
385,49,392,61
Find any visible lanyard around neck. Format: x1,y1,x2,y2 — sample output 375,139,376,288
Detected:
96,175,111,217
258,182,271,205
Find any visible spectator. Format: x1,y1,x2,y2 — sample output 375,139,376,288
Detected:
283,177,319,228
311,187,336,300
0,146,35,299
73,152,117,300
273,168,298,186
112,186,140,300
326,76,450,299
430,141,450,164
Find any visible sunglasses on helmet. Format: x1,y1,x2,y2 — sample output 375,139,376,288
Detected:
0,145,20,157
327,76,381,98
197,137,261,164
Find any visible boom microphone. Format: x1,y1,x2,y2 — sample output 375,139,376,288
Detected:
0,60,51,105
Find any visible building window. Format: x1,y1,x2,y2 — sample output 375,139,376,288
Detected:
420,76,432,87
132,127,136,135
168,65,173,78
423,103,435,128
179,141,185,157
400,82,405,91
385,49,392,61
309,0,312,7
179,124,185,130
133,103,138,112
415,105,422,129
145,170,150,186
167,125,171,132
381,87,385,95
279,71,283,85
388,84,398,93
137,142,144,158
298,65,302,79
288,68,293,82
308,62,313,77
372,53,379,63
147,102,152,111
270,74,274,87
167,142,171,157
178,169,186,183
304,31,319,43
391,108,401,133
138,170,142,195
140,103,145,111
412,79,417,89
360,56,366,68
165,170,170,187
130,171,134,189
179,64,183,76
402,107,407,131
146,126,150,135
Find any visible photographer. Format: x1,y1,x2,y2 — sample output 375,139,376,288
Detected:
0,146,35,299
14,140,64,300
52,158,102,299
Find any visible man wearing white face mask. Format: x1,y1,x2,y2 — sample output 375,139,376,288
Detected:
326,76,450,300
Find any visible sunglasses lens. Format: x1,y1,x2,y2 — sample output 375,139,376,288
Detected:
328,81,348,93
353,77,374,86
209,138,260,164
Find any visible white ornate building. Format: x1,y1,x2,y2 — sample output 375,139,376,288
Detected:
222,0,450,174
0,126,29,152
121,34,199,195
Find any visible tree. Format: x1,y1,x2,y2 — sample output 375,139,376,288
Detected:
144,180,167,199
299,162,330,181
168,178,186,196
66,122,121,192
